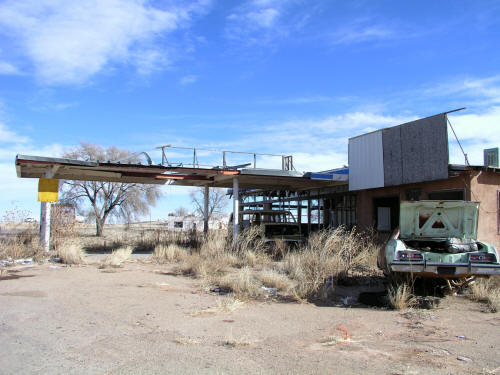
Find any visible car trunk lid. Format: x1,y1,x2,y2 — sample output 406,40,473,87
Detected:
400,200,479,240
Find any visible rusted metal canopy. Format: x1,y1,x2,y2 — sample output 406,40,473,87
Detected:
16,154,347,190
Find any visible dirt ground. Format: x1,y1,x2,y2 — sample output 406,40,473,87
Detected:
1,256,499,375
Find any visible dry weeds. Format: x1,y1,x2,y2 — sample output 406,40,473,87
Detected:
469,277,500,313
57,242,85,265
153,244,188,263
388,283,417,310
257,269,294,292
215,267,264,300
174,337,200,345
223,329,253,347
102,246,133,267
191,296,244,316
0,231,43,261
138,282,170,290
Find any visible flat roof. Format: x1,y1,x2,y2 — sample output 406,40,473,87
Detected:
15,154,347,190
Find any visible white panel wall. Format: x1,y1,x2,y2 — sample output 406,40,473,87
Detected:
348,131,384,191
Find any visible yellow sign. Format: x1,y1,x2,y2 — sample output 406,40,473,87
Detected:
38,178,59,202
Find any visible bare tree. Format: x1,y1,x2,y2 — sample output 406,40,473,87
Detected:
174,206,188,217
61,143,162,236
190,187,229,220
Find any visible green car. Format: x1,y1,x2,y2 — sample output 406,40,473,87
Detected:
378,201,500,278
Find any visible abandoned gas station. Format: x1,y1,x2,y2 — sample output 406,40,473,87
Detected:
15,109,500,250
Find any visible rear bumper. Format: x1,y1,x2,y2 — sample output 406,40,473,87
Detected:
389,261,500,277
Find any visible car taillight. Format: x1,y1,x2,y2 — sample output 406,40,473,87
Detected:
469,253,497,263
397,251,423,261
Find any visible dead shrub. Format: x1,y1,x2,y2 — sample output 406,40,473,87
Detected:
191,296,244,316
175,253,202,276
0,232,44,261
234,226,266,254
58,242,85,265
154,244,188,263
215,267,263,300
280,227,379,300
257,269,294,292
388,283,417,310
469,277,500,313
102,246,132,267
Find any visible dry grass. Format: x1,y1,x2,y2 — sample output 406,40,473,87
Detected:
153,244,188,263
214,267,264,300
278,227,379,300
172,227,379,301
388,283,417,310
0,231,43,262
175,253,203,276
257,269,294,292
191,296,245,316
223,337,252,347
469,277,500,313
223,329,253,347
138,282,170,290
174,337,200,345
102,246,133,267
57,242,85,265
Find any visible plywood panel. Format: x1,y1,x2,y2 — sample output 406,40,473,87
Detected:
400,114,448,184
382,126,403,186
348,131,384,191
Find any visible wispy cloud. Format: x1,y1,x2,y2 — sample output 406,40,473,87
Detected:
0,123,30,144
332,25,393,45
0,60,21,75
179,74,198,85
0,0,212,85
224,0,301,45
259,95,335,105
423,75,500,107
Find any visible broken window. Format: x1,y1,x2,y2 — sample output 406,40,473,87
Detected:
405,188,421,201
427,189,465,200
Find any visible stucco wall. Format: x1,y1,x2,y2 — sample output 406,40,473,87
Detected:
356,174,470,230
470,170,500,248
356,169,500,249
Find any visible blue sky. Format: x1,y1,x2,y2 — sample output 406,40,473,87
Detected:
1,0,500,220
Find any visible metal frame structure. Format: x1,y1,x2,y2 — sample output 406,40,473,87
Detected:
15,153,347,249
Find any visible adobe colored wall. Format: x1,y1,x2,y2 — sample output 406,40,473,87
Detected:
356,169,500,249
356,173,470,230
470,170,500,249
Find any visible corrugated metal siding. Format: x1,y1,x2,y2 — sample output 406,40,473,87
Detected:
348,131,384,191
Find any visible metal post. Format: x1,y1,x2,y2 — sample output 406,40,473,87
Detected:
318,189,321,230
203,185,209,234
233,176,239,244
307,191,311,235
253,153,256,168
40,202,51,252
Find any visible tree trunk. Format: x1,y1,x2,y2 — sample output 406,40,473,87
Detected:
96,217,104,237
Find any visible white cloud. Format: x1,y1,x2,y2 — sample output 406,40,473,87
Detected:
225,0,289,44
0,0,212,84
0,121,66,218
329,17,395,45
0,123,30,144
423,75,500,107
179,74,198,85
259,95,335,105
332,25,393,44
447,106,500,165
0,60,21,75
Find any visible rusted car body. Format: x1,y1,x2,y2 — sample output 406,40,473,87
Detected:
229,209,304,245
378,201,500,278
